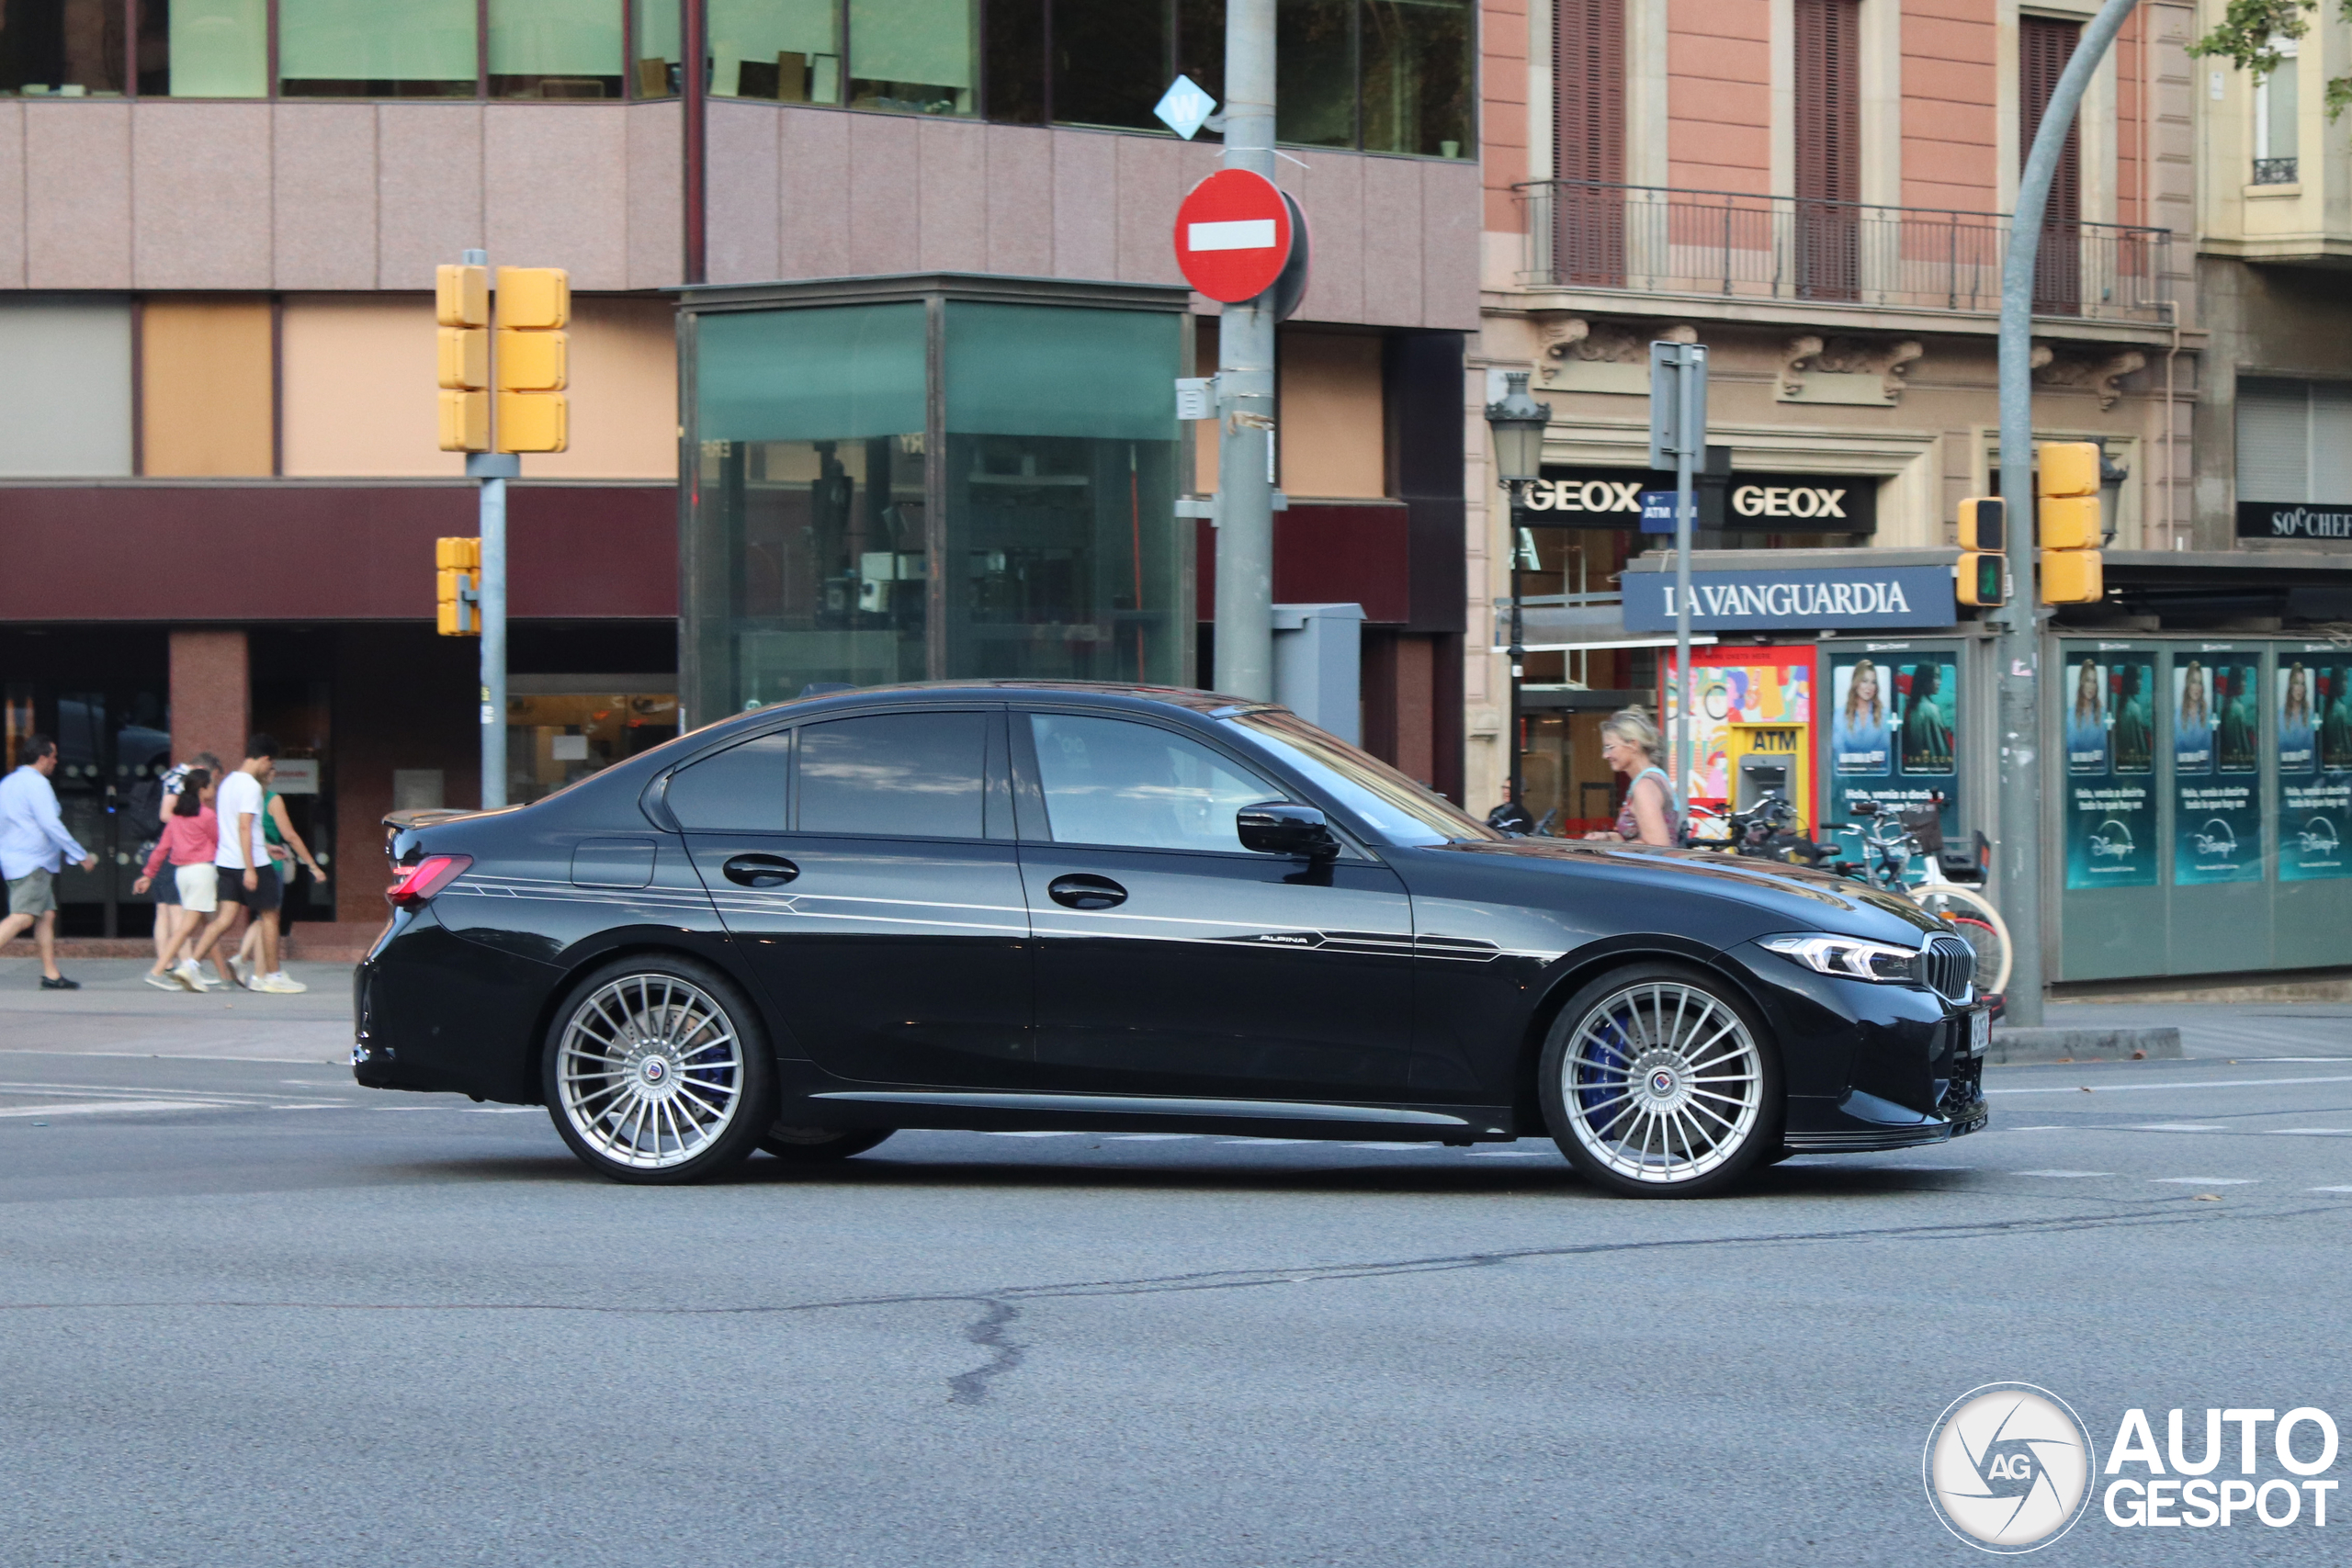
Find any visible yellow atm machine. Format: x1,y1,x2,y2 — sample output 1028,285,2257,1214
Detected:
1724,721,1813,831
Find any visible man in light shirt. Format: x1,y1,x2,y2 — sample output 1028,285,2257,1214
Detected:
0,734,98,990
187,734,307,994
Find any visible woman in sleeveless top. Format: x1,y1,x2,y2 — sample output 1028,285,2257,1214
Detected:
1582,706,1679,846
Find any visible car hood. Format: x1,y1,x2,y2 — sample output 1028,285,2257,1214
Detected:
1420,837,1947,943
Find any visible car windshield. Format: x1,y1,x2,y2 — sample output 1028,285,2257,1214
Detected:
1224,710,1501,847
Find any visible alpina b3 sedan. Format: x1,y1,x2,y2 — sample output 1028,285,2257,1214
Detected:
355,682,1987,1196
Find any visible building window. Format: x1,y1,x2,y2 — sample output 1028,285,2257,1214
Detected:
850,0,976,113
1793,0,1860,301
2019,14,2084,314
1,0,127,96
2254,38,2299,184
489,0,624,97
137,0,268,96
2237,377,2352,503
708,0,842,103
1551,0,1623,286
1275,0,1471,155
278,0,478,96
633,0,681,96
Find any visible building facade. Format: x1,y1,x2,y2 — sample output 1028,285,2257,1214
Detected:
0,0,1484,941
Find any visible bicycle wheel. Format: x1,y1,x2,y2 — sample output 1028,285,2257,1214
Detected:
1916,885,2013,997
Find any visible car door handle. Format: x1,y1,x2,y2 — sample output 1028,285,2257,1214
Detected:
1047,874,1126,910
721,853,799,888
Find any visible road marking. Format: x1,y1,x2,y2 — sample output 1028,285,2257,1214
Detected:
2126,1123,2226,1132
2012,1169,2112,1178
1988,1073,2352,1095
2004,1125,2067,1131
269,1103,352,1111
0,1100,222,1118
2267,1128,2352,1135
2153,1176,2256,1185
2310,1185,2352,1193
983,1131,1086,1138
1875,1163,1976,1171
1217,1137,1298,1145
1103,1134,1195,1141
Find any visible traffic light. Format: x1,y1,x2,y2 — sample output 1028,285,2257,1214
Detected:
435,536,481,637
435,265,490,452
495,266,569,454
2037,441,2103,604
1956,496,2007,608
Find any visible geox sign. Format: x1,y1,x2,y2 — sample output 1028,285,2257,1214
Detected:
1623,565,1957,631
1524,467,1879,533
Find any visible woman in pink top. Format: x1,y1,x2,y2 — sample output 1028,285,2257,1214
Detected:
132,770,220,991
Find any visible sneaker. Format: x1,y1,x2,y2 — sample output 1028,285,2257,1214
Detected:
142,971,181,992
38,975,79,990
254,973,308,995
227,956,253,989
172,960,212,992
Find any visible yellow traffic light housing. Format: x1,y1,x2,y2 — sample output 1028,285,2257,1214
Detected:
1955,496,2007,608
493,266,569,453
436,264,492,453
2035,441,2105,605
435,536,481,637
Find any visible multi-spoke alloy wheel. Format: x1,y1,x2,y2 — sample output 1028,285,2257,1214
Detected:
543,959,773,1184
1539,965,1780,1198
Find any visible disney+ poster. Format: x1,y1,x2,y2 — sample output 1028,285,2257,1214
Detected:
2279,653,2352,882
1825,651,1960,847
2062,652,2156,890
2173,657,2262,885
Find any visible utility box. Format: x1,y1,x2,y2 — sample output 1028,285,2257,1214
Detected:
1272,603,1365,745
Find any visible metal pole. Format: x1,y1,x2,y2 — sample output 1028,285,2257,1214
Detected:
463,249,514,810
1212,0,1276,700
1995,0,2137,1024
1508,523,1524,805
1673,360,1696,821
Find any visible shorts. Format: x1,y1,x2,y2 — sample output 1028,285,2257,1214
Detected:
6,868,56,919
153,865,180,906
217,862,281,911
175,863,220,914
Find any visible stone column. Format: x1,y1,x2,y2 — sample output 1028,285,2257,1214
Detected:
168,629,249,773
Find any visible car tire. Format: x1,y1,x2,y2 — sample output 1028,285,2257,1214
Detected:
1537,961,1782,1199
760,1125,895,1162
542,954,776,1185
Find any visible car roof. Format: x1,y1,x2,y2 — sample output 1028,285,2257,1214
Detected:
711,680,1278,728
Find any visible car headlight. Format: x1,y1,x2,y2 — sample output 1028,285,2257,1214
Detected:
1761,932,1921,984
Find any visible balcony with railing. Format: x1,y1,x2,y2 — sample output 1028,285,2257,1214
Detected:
1514,180,2172,326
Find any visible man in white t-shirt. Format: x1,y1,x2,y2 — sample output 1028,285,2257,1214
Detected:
187,735,305,993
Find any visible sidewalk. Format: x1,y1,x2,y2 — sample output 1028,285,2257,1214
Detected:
6,920,385,964
0,956,356,1064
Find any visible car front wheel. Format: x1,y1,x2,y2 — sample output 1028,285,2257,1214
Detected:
543,957,775,1185
1538,963,1781,1198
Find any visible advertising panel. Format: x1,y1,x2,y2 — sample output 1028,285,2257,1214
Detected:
1823,648,1961,847
2278,650,2352,881
2172,655,2263,885
1657,645,1815,812
2061,649,2157,890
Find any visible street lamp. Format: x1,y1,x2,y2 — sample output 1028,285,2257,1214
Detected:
1485,371,1552,825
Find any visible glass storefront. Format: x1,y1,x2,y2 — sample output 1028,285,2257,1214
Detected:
682,277,1188,725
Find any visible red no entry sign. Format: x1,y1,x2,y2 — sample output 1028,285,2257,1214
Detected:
1173,169,1295,303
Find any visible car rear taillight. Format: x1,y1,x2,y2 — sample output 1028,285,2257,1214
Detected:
387,854,471,908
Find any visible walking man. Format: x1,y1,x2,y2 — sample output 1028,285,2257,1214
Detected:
0,735,98,990
188,735,305,994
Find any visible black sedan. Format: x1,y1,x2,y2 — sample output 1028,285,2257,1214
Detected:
355,682,1987,1196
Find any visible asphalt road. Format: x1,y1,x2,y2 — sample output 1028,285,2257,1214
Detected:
3,960,2349,1565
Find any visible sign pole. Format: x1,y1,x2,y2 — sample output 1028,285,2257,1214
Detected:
1650,341,1707,826
465,250,512,810
1213,0,1277,701
1994,0,2138,1023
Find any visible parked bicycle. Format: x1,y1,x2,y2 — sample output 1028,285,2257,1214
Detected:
1825,796,2013,998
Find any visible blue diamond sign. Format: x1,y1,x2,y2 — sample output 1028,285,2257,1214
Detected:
1154,74,1217,141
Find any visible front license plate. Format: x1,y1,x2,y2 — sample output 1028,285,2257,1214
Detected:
1968,1007,1990,1057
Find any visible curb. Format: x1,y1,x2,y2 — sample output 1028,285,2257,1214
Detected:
1985,1025,2184,1066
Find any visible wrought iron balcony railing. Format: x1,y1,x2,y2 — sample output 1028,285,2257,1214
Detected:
2252,157,2300,186
1515,180,2172,323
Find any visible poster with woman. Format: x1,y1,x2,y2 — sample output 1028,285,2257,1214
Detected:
2064,660,2109,775
1895,659,1957,775
1831,659,1892,776
2282,652,2352,882
2174,652,2259,885
2172,661,2213,775
2063,649,2155,890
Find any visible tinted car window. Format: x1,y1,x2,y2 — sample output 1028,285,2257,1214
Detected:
1029,714,1273,852
665,732,790,831
799,713,987,839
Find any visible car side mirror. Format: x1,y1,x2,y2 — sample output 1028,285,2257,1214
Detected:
1237,801,1340,860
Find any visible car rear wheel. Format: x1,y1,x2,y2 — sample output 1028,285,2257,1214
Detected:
543,956,775,1185
760,1125,895,1162
1538,964,1781,1198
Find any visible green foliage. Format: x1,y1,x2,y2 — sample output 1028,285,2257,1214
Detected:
2188,0,2352,118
